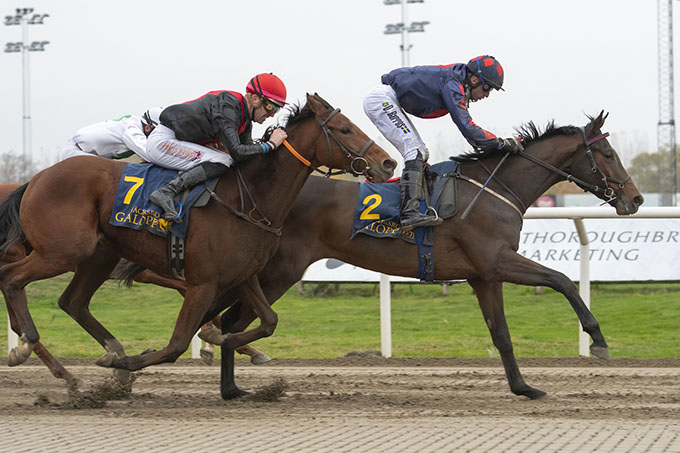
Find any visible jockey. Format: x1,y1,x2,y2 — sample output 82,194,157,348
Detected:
363,55,523,230
147,72,288,222
58,107,163,162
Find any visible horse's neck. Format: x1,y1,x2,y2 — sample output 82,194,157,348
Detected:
224,130,317,226
481,137,578,210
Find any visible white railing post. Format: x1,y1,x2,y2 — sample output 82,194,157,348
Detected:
573,218,591,357
379,273,392,358
8,317,18,353
191,332,201,359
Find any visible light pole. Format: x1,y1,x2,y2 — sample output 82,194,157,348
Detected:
383,0,429,67
4,8,49,177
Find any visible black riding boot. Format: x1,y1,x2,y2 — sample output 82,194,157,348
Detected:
150,162,226,221
399,154,442,231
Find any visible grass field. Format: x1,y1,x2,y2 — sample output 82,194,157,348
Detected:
1,275,679,359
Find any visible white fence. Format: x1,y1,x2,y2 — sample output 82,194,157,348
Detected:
8,207,680,359
300,206,680,358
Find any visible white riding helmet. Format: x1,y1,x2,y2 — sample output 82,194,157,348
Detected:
141,106,163,128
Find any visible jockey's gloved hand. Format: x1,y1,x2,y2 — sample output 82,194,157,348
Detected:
500,137,524,154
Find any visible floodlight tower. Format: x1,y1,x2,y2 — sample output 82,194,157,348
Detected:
658,0,676,205
4,8,50,175
383,0,429,66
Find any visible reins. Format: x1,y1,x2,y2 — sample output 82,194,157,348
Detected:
458,127,629,219
206,105,376,235
202,168,282,235
517,128,629,203
281,108,374,178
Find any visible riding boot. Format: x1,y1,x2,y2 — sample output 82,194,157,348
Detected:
150,162,226,222
399,154,442,231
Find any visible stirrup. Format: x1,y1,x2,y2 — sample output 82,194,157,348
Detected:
164,202,184,223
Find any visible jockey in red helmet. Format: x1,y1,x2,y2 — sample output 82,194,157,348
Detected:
147,73,288,222
363,55,522,231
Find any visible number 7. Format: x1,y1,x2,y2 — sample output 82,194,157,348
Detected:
123,176,144,204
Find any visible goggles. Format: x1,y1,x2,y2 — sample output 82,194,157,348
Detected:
261,96,282,114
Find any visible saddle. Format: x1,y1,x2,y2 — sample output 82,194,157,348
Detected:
352,160,458,281
110,163,217,277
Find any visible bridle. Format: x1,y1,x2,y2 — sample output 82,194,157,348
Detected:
517,128,630,203
206,106,376,236
282,107,374,177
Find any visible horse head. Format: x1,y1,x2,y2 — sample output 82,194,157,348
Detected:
285,93,396,182
569,111,644,214
515,112,644,215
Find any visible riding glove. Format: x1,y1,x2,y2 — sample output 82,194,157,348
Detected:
500,138,524,153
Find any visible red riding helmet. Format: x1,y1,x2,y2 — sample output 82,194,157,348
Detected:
246,73,287,107
466,55,504,91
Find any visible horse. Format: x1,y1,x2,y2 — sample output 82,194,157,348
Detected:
204,111,644,399
0,182,268,385
0,93,396,382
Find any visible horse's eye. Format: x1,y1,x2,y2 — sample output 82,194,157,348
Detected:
340,128,351,135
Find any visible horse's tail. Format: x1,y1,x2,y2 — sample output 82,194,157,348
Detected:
109,258,146,288
0,183,29,253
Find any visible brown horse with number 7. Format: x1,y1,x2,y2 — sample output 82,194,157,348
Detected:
0,94,396,383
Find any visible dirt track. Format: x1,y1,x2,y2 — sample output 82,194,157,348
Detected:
0,356,678,452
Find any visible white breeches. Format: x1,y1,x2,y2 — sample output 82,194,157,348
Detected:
146,124,234,171
363,84,429,162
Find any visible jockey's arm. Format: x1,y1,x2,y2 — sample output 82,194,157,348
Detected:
443,82,500,152
120,117,151,161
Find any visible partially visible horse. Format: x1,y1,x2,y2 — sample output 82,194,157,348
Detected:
206,112,643,399
0,94,396,381
0,182,265,385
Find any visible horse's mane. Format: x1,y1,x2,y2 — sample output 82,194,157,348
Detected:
452,120,581,162
280,93,334,129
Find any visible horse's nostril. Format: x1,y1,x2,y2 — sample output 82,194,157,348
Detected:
635,195,645,206
383,159,397,171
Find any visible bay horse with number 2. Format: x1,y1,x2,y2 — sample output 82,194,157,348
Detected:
206,111,643,400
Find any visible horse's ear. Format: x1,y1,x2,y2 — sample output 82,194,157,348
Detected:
305,93,329,115
595,110,609,129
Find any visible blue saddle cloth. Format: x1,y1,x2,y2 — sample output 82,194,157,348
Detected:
351,160,458,281
109,163,210,239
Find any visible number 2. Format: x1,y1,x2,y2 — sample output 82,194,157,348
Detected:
360,194,382,220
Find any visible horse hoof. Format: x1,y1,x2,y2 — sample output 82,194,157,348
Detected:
113,368,131,385
590,345,611,360
221,386,250,400
525,388,547,400
198,327,222,345
199,349,214,366
95,353,116,368
250,352,272,365
8,346,30,366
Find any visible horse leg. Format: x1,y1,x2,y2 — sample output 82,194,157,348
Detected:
57,247,131,383
199,322,215,365
0,254,71,366
100,283,219,371
496,250,609,359
468,277,546,400
201,276,278,350
132,270,187,297
199,312,271,365
3,286,79,384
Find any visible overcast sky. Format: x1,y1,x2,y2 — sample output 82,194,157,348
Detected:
0,1,668,171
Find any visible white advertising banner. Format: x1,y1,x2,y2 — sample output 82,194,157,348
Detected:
303,218,680,282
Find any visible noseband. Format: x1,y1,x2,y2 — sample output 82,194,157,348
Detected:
283,108,374,177
518,128,631,203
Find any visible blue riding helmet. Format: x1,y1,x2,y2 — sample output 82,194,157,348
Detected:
466,55,505,91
